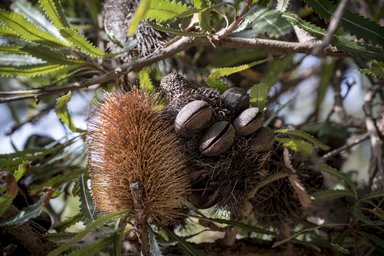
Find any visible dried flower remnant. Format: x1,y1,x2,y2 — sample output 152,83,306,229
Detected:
87,88,189,224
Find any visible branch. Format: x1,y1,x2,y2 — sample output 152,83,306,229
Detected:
312,0,350,55
0,37,351,104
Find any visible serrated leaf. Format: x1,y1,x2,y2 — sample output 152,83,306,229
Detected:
282,13,384,61
59,27,119,58
311,189,356,201
263,98,292,127
331,243,350,254
21,45,90,65
0,194,16,217
363,208,384,221
64,234,115,256
274,137,314,155
317,58,335,107
0,64,67,77
192,0,212,32
250,83,268,110
47,210,128,256
316,164,358,199
39,0,70,29
276,0,290,12
139,67,154,92
272,223,348,248
149,227,163,256
358,232,384,250
55,91,77,133
145,21,215,37
13,161,29,182
263,54,294,91
11,0,66,43
77,174,97,226
274,129,330,150
43,232,78,241
208,58,271,79
0,45,21,53
353,204,373,223
0,53,46,66
304,0,384,47
206,77,228,94
360,190,384,202
0,25,20,38
143,0,198,22
161,226,205,256
232,5,292,38
0,10,68,48
1,192,50,225
332,229,348,247
53,213,82,232
359,61,384,79
128,0,150,36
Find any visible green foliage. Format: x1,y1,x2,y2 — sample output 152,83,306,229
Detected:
274,129,330,150
63,234,115,256
143,0,198,22
146,21,215,37
39,0,70,29
128,0,151,36
0,45,21,53
139,67,155,92
206,77,228,94
274,137,314,155
0,194,17,218
55,91,78,132
43,232,78,241
304,0,384,47
192,0,212,32
0,64,67,77
161,226,205,256
250,83,268,110
77,174,98,226
360,190,384,202
47,210,129,256
208,58,270,78
261,54,294,91
52,213,82,232
263,98,292,127
331,230,349,254
359,61,384,78
311,189,356,202
276,0,290,12
148,227,163,256
282,13,384,61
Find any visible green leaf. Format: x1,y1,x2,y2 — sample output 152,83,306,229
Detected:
0,64,67,77
0,45,21,53
208,58,271,79
331,243,350,254
139,67,155,92
206,77,228,94
232,5,292,38
250,83,268,110
363,208,384,221
47,210,128,256
59,27,119,58
316,164,358,199
55,91,77,133
0,53,46,66
192,0,212,32
77,174,97,226
282,13,384,61
331,229,348,251
10,0,66,42
274,137,314,156
272,223,348,248
43,232,78,241
148,227,163,256
311,189,356,201
0,25,21,38
1,192,49,226
316,58,335,107
64,234,115,256
161,226,205,256
359,61,384,79
358,232,384,251
274,129,330,150
143,0,198,22
128,0,150,36
39,0,70,29
276,0,290,12
263,98,292,127
352,204,373,223
52,213,82,232
304,0,384,47
0,194,16,218
0,10,68,48
0,161,29,195
262,54,294,91
360,190,384,202
145,21,215,37
21,45,90,65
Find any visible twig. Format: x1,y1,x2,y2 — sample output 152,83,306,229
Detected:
130,181,150,256
312,0,350,55
319,133,370,163
0,37,351,104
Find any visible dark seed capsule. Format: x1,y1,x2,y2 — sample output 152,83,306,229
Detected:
199,121,235,156
233,107,264,136
249,127,275,152
221,87,250,115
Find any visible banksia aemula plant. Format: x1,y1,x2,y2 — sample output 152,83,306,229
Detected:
87,87,189,224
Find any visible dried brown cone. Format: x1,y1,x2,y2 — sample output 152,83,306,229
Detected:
87,87,189,224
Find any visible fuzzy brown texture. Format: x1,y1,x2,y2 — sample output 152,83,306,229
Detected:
87,88,189,224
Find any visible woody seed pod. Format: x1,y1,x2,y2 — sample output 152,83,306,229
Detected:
233,107,264,136
199,121,235,156
175,100,213,138
87,88,189,224
249,127,275,152
221,87,250,115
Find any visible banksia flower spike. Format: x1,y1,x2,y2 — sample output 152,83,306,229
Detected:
87,87,189,225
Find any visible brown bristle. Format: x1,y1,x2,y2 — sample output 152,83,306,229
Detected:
87,87,189,224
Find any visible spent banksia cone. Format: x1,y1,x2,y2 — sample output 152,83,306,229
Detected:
87,87,189,224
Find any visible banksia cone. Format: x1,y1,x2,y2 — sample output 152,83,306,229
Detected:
87,87,189,224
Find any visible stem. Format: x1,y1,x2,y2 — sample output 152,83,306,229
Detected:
130,181,150,256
